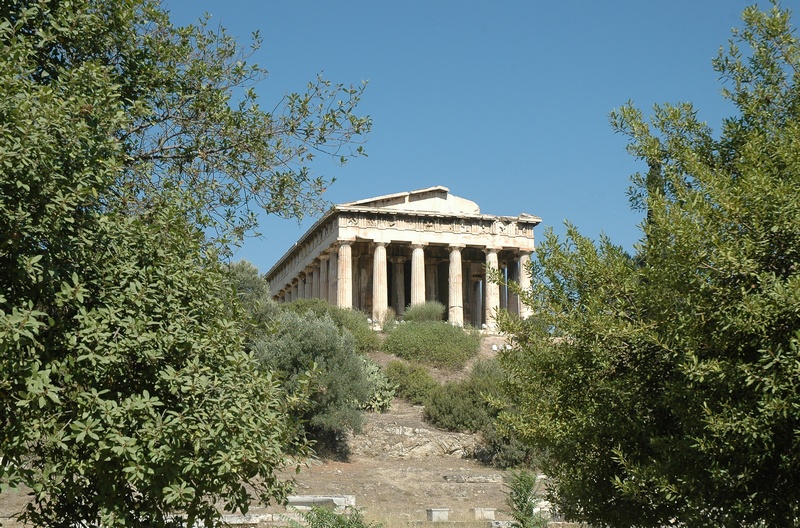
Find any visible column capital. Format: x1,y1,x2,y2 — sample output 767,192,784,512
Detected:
318,252,331,261
389,256,406,264
448,243,465,250
484,246,501,254
411,242,427,249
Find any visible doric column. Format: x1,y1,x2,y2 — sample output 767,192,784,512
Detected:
291,279,299,301
448,245,464,326
311,261,321,299
328,248,338,305
499,261,508,311
304,267,313,299
318,254,329,303
390,257,406,315
508,258,520,315
425,258,439,301
410,244,426,306
337,242,353,309
484,247,500,331
372,242,388,323
518,251,533,319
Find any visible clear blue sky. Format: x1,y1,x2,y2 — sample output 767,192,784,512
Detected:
163,0,755,274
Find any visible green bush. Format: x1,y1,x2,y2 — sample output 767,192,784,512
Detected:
291,507,383,528
424,359,500,432
251,310,374,452
505,471,549,528
361,358,395,413
382,321,480,369
424,359,537,468
287,298,380,353
402,301,446,322
384,360,439,405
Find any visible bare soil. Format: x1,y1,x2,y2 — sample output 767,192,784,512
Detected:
274,399,512,525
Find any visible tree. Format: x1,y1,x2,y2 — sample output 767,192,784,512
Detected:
2,0,370,244
1,1,367,526
498,3,800,526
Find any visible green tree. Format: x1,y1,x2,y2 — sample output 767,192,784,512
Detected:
498,3,800,526
1,1,367,526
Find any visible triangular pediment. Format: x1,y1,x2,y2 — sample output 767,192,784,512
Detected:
340,185,481,215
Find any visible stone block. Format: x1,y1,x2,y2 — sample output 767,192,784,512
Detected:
287,495,356,512
471,507,496,520
426,508,450,522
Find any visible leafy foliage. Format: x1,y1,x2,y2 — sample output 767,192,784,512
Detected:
251,309,379,455
402,301,446,322
0,0,369,245
424,360,535,468
383,360,439,406
382,321,480,369
1,1,368,525
360,358,395,413
499,3,800,526
286,298,381,354
504,471,549,528
289,507,383,528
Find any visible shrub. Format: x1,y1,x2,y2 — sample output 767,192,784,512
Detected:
384,360,439,405
291,507,383,528
382,321,479,369
424,360,500,432
380,306,397,332
251,310,374,453
505,471,549,528
287,298,380,353
402,301,446,322
361,358,395,413
424,359,537,468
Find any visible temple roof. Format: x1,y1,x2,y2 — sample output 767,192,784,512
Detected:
340,186,481,215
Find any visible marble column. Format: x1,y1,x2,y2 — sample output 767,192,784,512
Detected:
311,261,321,299
390,257,406,315
372,242,388,323
318,254,329,303
508,258,520,315
499,261,508,311
484,247,500,331
304,267,313,299
425,258,439,301
518,251,532,319
337,242,353,309
448,245,464,326
291,279,299,301
410,244,426,306
328,249,338,305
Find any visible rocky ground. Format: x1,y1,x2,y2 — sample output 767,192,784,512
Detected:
276,399,513,526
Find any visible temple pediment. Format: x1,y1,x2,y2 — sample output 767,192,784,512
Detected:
340,186,481,215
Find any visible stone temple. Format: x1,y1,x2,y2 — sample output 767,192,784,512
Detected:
265,186,541,329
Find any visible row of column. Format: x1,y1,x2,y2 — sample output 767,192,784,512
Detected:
277,242,532,329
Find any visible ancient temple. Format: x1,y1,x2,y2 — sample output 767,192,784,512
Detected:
265,186,541,329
